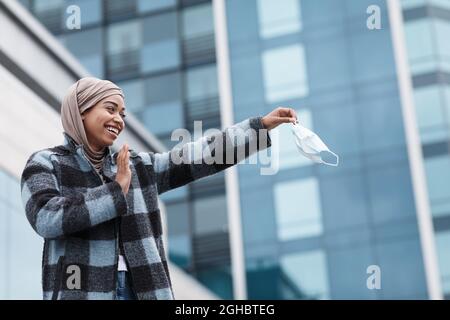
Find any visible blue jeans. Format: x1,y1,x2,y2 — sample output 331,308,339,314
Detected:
116,271,137,300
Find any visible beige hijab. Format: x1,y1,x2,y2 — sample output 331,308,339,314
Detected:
61,77,124,171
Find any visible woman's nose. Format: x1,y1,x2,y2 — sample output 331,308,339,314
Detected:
114,117,124,128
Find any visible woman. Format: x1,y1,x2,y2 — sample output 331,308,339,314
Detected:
20,77,297,300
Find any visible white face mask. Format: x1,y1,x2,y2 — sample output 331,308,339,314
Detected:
291,121,339,166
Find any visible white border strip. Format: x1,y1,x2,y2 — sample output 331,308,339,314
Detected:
213,0,247,300
387,0,443,300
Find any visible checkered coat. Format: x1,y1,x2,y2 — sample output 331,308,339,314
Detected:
20,117,270,300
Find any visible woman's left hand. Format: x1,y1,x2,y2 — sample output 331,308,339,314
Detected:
261,107,298,130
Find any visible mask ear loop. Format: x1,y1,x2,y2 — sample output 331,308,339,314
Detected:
321,150,339,166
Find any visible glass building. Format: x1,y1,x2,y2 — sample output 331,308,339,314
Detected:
16,0,449,299
402,0,450,299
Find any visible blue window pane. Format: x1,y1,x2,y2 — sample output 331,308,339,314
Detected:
116,79,145,113
401,0,426,9
256,0,302,39
79,55,104,78
414,85,448,144
262,44,309,103
193,195,228,235
430,0,450,9
108,20,141,54
424,155,450,217
321,173,370,231
197,266,233,299
273,178,323,240
61,28,104,77
185,65,218,102
436,231,450,295
404,19,436,75
160,186,188,203
367,164,416,224
141,12,180,73
138,0,176,13
414,86,445,129
280,250,329,299
140,101,184,135
434,19,450,73
165,201,191,268
141,40,179,73
182,3,214,40
145,72,182,105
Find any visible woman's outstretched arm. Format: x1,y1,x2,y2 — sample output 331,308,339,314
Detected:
139,107,297,194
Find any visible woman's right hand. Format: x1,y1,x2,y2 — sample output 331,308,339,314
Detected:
115,144,131,195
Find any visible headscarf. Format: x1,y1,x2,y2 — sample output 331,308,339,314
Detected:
60,77,124,172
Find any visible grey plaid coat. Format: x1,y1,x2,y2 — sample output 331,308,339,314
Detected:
20,117,270,300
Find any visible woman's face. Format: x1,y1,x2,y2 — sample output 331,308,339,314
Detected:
81,94,126,152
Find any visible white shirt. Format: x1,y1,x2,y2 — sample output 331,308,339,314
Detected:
118,254,128,271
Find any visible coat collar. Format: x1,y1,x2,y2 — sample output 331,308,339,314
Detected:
62,132,119,166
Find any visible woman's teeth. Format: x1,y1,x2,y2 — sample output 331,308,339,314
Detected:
106,126,119,135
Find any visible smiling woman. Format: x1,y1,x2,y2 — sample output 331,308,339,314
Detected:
20,76,297,300
81,94,127,152
60,77,125,172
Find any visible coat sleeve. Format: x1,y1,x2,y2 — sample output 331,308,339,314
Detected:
20,150,128,239
138,116,271,194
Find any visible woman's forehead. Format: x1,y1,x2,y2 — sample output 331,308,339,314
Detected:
99,95,126,109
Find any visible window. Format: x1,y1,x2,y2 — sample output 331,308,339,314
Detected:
60,28,104,77
273,178,323,240
33,0,62,12
434,19,450,73
185,65,218,102
140,73,183,135
33,0,64,33
401,0,426,9
107,20,141,77
273,109,313,170
141,12,180,73
138,0,176,13
262,44,309,103
193,195,228,236
257,0,302,39
435,231,450,295
280,250,329,299
181,3,216,65
429,0,450,10
413,85,448,144
140,101,184,136
404,19,436,74
424,155,450,217
185,65,220,129
182,3,215,40
116,79,144,113
165,201,191,268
